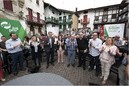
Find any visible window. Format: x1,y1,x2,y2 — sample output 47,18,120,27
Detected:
37,13,40,23
59,17,62,21
68,24,71,28
59,12,61,15
28,8,33,20
103,8,108,15
63,16,66,22
68,15,72,19
52,24,55,27
36,0,39,5
94,16,99,21
102,15,108,22
3,0,13,11
63,25,66,29
52,10,55,14
112,14,117,19
78,20,80,23
59,25,62,29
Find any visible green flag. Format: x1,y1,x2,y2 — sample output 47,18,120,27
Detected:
0,18,27,42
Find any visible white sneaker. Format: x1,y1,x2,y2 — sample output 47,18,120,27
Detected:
1,78,6,81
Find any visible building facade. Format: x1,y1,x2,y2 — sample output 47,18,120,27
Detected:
77,0,128,38
44,2,59,35
0,0,45,38
44,2,74,35
78,9,94,30
58,9,73,32
23,0,45,36
0,0,22,20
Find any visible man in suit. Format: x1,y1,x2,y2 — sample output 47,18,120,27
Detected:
44,32,55,68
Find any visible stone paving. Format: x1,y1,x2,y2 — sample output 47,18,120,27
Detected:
0,55,117,85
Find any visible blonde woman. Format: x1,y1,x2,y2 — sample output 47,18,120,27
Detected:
99,37,118,84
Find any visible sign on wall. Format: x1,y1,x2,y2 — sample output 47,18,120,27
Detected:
0,18,27,41
104,24,125,39
47,27,59,36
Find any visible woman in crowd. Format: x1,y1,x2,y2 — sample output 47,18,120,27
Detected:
24,36,30,49
30,35,42,67
99,37,118,84
57,35,65,63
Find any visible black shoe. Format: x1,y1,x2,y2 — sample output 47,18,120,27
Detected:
51,63,54,66
67,64,70,67
88,68,93,72
72,64,75,67
95,72,99,77
46,65,49,69
83,67,86,70
20,68,26,71
13,72,18,76
77,65,82,67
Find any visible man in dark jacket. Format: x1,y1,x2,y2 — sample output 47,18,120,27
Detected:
44,32,55,68
77,32,88,70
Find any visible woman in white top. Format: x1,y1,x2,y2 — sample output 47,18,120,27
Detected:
99,37,118,84
30,35,42,67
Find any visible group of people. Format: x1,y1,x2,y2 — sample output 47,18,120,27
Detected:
0,30,128,85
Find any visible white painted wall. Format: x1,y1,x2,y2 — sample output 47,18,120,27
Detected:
87,10,95,30
78,12,84,28
23,0,44,20
46,24,59,36
0,0,20,20
44,7,59,19
78,10,95,30
21,0,45,34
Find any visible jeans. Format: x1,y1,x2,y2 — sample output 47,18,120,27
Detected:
67,50,75,65
10,51,24,73
118,64,128,85
89,54,100,72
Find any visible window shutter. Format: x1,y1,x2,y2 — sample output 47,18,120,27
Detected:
3,0,13,11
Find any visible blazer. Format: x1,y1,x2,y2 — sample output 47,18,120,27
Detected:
30,42,42,54
44,37,55,52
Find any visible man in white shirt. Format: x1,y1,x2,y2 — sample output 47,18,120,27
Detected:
88,32,102,76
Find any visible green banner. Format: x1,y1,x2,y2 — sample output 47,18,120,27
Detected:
0,18,27,42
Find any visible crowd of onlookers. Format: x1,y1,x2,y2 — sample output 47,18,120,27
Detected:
0,29,128,85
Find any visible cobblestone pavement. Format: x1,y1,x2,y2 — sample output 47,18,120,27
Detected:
0,55,117,85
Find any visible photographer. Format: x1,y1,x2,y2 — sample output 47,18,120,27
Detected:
118,42,129,85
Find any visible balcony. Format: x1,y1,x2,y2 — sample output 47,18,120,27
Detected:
80,18,90,25
59,19,72,25
45,17,58,25
26,15,45,26
119,16,128,23
94,18,118,25
119,6,128,16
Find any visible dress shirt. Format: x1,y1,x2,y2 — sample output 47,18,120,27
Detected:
49,38,52,48
66,39,77,51
6,38,23,53
89,38,102,57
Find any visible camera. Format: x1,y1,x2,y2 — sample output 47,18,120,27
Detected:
118,42,129,54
